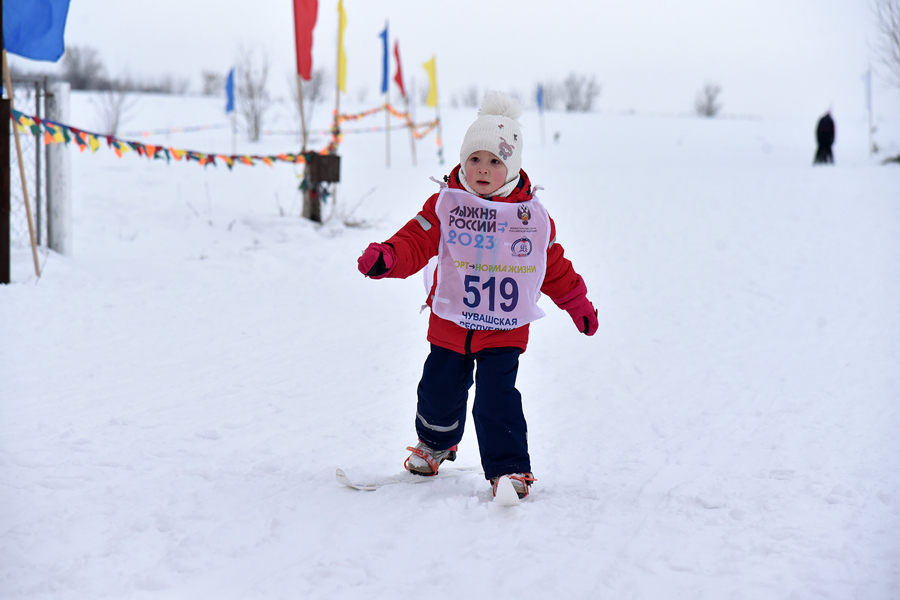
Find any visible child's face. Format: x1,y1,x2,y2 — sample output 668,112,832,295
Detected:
464,150,508,196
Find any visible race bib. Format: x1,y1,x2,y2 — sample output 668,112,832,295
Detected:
431,188,550,330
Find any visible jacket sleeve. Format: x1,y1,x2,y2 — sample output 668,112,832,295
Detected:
540,216,584,301
381,193,442,279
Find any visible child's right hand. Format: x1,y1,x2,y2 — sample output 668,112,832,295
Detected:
552,275,599,336
358,243,397,279
564,297,599,336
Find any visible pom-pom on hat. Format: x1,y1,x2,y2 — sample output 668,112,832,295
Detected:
459,91,523,197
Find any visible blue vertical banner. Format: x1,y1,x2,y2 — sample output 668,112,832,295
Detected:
379,23,389,95
225,69,235,114
3,0,72,61
536,84,544,114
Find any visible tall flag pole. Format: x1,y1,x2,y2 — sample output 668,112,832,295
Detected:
328,0,348,213
3,0,72,278
394,40,416,166
537,84,545,145
334,0,347,152
293,0,318,153
379,22,390,167
422,56,443,164
225,68,236,155
864,67,874,157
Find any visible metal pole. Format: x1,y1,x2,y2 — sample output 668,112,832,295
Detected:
434,103,444,166
405,94,417,167
385,93,391,168
297,74,308,152
1,7,8,284
332,8,341,213
868,68,874,158
384,22,391,169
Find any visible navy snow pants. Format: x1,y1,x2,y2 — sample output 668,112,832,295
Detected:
414,344,531,480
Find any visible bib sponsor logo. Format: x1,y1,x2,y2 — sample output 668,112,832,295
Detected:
511,237,533,257
448,204,498,233
517,205,531,225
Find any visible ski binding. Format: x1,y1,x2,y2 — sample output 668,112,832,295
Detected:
492,475,521,506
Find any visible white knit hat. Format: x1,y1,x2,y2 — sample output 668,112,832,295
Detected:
459,91,523,197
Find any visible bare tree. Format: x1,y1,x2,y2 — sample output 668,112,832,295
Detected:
201,70,226,96
93,85,137,135
695,83,723,117
61,45,108,90
534,82,563,111
874,0,900,87
236,47,271,142
561,73,602,112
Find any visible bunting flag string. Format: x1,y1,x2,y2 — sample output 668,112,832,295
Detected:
8,104,441,170
10,108,309,170
119,124,232,137
325,104,442,154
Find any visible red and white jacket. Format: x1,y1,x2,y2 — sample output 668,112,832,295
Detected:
383,165,585,354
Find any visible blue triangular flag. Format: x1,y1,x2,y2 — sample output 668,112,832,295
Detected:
3,0,72,62
379,24,388,95
225,68,235,114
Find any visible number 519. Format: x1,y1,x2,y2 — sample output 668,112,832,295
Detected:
463,275,519,312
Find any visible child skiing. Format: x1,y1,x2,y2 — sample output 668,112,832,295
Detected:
357,91,598,499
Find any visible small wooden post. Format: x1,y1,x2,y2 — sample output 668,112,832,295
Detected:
302,152,341,223
3,49,41,277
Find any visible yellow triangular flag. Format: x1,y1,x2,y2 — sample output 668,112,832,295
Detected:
337,0,348,94
423,56,438,108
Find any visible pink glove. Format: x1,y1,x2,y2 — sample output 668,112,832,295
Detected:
358,243,397,279
553,275,599,336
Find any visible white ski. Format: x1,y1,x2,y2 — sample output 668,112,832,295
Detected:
335,466,482,491
493,475,521,506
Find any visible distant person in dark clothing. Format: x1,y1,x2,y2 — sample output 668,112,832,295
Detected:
814,112,835,165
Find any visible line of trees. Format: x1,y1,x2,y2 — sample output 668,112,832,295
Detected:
15,5,900,139
450,73,603,113
61,46,190,94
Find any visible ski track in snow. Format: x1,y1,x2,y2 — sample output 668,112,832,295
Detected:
1,92,899,599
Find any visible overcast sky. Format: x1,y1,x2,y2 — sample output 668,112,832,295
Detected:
9,0,900,120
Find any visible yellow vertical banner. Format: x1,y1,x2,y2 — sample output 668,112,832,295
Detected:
423,56,438,107
337,0,348,93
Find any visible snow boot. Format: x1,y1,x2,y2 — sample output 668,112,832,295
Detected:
404,441,458,476
491,473,536,499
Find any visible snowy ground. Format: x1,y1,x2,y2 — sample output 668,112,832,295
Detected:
2,92,900,599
